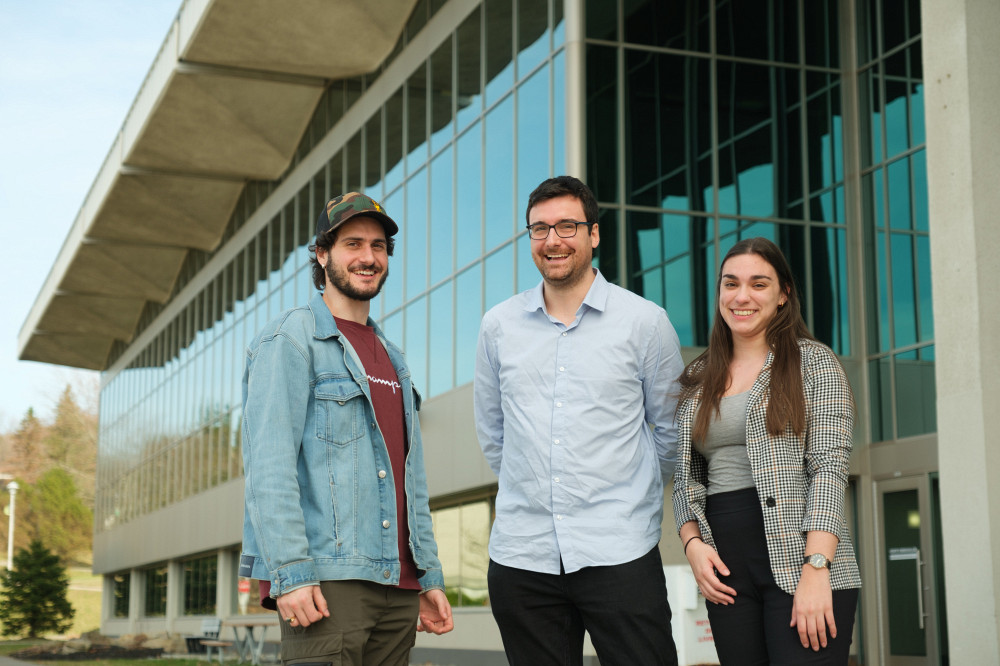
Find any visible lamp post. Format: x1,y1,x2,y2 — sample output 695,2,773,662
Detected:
6,481,18,570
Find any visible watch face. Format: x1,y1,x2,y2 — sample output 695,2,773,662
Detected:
806,554,830,569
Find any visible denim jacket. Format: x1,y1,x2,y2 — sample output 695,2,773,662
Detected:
239,292,445,597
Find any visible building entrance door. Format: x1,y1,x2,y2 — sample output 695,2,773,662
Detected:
875,475,945,664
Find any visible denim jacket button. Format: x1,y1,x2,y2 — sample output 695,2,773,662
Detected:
383,570,391,578
378,470,387,479
382,520,391,528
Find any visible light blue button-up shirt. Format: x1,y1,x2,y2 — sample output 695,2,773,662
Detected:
474,270,684,574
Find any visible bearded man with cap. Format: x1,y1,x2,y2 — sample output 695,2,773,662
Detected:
240,192,453,666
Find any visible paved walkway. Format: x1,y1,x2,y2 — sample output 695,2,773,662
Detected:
0,656,28,666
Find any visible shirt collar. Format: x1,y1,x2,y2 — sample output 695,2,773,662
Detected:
523,268,609,315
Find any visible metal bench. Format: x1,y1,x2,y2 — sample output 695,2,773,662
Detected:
197,618,234,663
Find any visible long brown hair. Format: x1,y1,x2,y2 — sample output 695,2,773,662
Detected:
679,237,814,442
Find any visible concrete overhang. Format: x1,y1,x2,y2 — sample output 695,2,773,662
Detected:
19,0,418,370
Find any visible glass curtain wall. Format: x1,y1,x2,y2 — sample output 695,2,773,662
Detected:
857,0,933,442
586,0,849,357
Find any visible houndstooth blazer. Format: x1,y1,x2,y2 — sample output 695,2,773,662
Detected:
672,339,862,595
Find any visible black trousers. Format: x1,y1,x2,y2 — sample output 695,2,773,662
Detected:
705,488,859,665
488,546,679,666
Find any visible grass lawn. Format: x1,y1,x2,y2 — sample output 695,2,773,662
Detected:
65,567,102,638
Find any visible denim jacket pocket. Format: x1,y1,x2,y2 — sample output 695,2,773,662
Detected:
315,377,366,446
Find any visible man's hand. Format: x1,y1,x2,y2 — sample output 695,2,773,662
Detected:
276,585,329,628
416,589,454,635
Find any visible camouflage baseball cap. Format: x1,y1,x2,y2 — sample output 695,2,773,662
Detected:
315,192,399,240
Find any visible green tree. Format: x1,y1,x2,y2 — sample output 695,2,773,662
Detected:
44,385,98,507
0,540,75,637
9,408,44,482
19,469,93,562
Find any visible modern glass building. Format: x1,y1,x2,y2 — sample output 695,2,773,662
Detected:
19,0,1000,663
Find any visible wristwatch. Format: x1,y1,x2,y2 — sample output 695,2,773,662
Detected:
803,553,832,570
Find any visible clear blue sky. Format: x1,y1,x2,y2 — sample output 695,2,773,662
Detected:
0,1,180,428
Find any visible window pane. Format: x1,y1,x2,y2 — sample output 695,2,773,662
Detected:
484,244,514,311
429,283,454,396
407,65,429,171
811,226,850,355
455,264,482,386
895,349,936,438
430,148,454,285
405,296,428,396
869,357,893,442
517,65,550,211
406,168,429,294
485,0,514,103
430,40,454,153
586,45,618,203
891,233,917,348
385,90,405,192
484,96,514,250
717,0,798,63
624,0,710,51
456,123,483,259
517,0,549,75
456,8,483,130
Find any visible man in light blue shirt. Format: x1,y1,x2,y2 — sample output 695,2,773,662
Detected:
474,176,683,665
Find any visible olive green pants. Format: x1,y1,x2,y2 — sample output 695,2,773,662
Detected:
279,580,420,666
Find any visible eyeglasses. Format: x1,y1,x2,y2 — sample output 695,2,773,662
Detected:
526,221,593,240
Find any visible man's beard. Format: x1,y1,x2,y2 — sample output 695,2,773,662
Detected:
325,260,389,301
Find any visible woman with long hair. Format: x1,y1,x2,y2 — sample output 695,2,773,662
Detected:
673,237,860,664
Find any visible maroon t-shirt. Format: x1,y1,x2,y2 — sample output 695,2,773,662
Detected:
259,318,421,607
335,317,421,590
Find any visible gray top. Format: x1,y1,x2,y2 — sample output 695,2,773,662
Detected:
693,390,756,495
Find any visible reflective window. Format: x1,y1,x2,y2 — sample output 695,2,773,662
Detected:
405,168,428,294
143,565,168,617
432,497,492,607
484,244,514,311
430,148,454,284
429,283,455,396
405,297,428,396
517,0,549,75
183,554,218,616
517,65,550,211
484,0,514,104
586,45,618,203
484,95,514,250
456,124,483,258
716,0,799,63
859,0,932,441
624,0,710,50
455,264,483,387
112,572,130,618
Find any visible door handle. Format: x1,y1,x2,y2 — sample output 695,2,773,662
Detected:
914,548,925,630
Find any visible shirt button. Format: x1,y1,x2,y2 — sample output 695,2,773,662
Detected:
556,515,563,520
765,497,776,507
553,439,560,444
378,470,387,479
562,332,567,337
556,402,562,407
383,570,391,579
559,366,565,371
382,520,391,528
554,477,560,483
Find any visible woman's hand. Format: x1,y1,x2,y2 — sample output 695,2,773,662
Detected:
791,566,836,650
686,539,737,605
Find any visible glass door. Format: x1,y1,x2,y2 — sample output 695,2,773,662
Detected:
876,475,945,665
